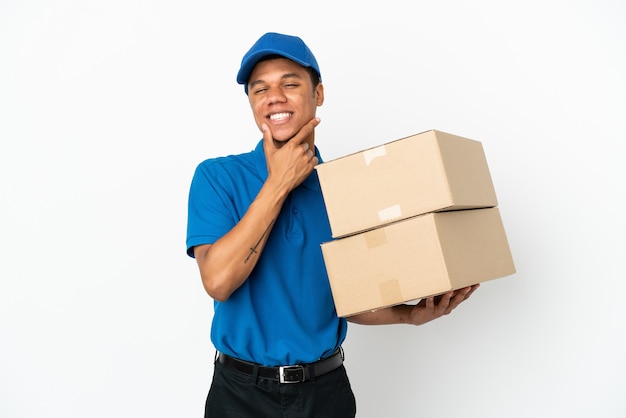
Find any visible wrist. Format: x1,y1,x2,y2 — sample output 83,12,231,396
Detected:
391,304,413,324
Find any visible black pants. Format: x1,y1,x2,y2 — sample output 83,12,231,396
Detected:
205,358,357,418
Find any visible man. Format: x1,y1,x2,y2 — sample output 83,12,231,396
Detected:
186,32,479,417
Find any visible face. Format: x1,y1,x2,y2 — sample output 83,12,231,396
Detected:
247,57,324,146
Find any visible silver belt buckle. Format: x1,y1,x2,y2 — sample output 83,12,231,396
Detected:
279,365,305,383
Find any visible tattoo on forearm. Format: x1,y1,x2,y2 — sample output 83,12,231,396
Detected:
244,221,274,263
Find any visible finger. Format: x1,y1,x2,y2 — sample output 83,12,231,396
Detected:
301,142,314,160
444,287,473,313
455,286,474,302
299,141,318,165
462,284,480,301
436,292,454,314
310,153,319,166
289,117,321,146
261,123,275,151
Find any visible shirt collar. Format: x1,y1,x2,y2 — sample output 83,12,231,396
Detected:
253,139,323,191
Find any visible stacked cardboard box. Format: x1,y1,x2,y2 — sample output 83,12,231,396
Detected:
316,129,516,317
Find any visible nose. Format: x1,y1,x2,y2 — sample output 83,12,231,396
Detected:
266,86,287,104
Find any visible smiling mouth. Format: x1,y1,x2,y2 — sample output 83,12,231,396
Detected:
269,112,292,121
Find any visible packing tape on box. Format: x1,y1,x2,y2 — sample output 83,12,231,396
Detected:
378,204,401,222
364,228,388,248
379,279,403,306
363,145,386,166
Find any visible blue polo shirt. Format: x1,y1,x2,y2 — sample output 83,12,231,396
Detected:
186,139,347,366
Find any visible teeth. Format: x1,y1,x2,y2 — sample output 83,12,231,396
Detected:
269,112,291,121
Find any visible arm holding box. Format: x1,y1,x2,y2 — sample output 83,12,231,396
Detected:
346,284,480,326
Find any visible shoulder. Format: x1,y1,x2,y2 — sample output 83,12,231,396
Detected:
193,149,256,179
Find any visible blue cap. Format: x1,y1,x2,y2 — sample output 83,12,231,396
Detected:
237,32,321,93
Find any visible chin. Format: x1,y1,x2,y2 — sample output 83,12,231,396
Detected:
271,137,291,148
272,132,296,143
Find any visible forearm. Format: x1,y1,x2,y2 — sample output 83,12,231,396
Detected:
346,285,479,326
196,180,289,301
346,304,414,325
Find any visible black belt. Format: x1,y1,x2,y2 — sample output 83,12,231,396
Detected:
217,348,344,384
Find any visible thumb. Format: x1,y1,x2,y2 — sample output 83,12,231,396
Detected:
261,123,276,153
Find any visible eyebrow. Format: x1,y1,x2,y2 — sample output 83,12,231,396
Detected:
249,72,303,90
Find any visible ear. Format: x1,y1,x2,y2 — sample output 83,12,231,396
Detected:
315,83,325,106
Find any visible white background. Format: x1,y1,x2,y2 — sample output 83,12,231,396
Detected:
1,1,625,417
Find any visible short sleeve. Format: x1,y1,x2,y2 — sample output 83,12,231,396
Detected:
185,161,237,258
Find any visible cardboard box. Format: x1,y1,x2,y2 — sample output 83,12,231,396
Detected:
321,208,515,317
316,130,498,238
